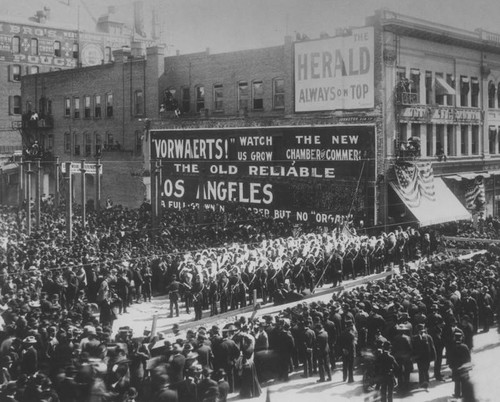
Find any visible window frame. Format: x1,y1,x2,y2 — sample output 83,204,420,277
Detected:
94,95,102,118
461,76,470,107
64,97,71,117
105,93,113,117
213,84,224,112
11,65,21,82
11,95,22,115
238,81,249,111
73,97,80,119
252,80,264,110
84,95,91,118
12,36,20,53
28,65,39,75
72,43,79,59
195,85,205,113
54,41,61,57
30,38,38,56
73,132,80,156
471,77,479,108
273,78,285,110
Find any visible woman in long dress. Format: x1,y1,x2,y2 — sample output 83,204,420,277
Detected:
238,325,262,399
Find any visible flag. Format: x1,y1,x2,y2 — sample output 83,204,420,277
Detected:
394,161,435,208
465,176,485,210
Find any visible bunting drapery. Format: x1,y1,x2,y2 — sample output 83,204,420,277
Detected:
465,176,485,210
393,161,436,208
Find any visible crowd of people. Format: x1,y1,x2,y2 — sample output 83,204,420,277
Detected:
0,200,498,401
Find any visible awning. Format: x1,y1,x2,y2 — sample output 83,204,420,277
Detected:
435,76,456,95
443,172,490,181
390,177,471,227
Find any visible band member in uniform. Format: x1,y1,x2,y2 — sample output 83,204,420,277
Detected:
166,275,180,318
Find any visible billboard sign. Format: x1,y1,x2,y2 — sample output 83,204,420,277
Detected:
151,126,375,224
294,27,374,112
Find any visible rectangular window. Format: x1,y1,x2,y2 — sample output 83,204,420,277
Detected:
28,66,39,75
64,132,71,153
490,127,497,155
447,125,455,156
106,93,113,117
74,133,80,156
461,76,470,107
94,95,101,118
436,125,445,158
11,96,21,115
461,125,468,155
213,84,223,111
273,78,285,109
396,66,406,83
252,81,264,110
435,73,445,105
85,132,92,156
135,90,144,116
425,71,432,104
196,86,205,112
54,41,61,57
181,87,190,112
73,97,80,118
12,37,20,53
446,74,454,106
72,43,79,59
238,81,249,111
64,98,71,117
472,126,479,155
95,133,102,155
471,77,479,107
84,96,91,118
30,38,38,56
11,65,21,82
410,69,420,103
426,124,433,157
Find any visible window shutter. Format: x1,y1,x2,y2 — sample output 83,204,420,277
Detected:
8,65,11,82
8,96,12,115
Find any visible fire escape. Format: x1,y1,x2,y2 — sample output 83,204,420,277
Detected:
12,97,55,162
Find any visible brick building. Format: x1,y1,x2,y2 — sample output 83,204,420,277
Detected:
15,9,500,228
0,1,159,159
19,46,164,208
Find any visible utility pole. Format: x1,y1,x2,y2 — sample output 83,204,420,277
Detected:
54,157,60,211
65,161,73,241
95,157,101,211
26,162,32,236
80,159,86,229
35,159,41,228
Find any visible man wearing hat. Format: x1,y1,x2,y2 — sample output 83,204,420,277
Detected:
375,341,399,402
169,342,186,385
314,323,331,382
447,329,472,399
339,318,356,383
392,323,413,392
20,336,38,376
412,323,435,389
197,367,218,402
212,326,240,393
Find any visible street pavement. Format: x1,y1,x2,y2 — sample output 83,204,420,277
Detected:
114,273,500,402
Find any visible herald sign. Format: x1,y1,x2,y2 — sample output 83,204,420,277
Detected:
294,26,374,112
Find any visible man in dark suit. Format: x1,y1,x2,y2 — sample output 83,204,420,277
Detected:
339,319,356,383
197,368,218,402
167,275,181,318
169,343,186,385
314,323,332,382
212,326,240,393
276,320,295,382
298,320,315,378
412,323,436,389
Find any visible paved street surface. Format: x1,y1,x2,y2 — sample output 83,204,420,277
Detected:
115,273,500,402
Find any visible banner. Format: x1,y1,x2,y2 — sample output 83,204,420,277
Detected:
393,161,435,208
150,126,375,224
294,27,374,112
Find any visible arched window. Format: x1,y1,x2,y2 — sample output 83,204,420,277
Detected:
95,132,102,156
196,85,205,112
488,81,496,109
238,81,249,111
252,80,264,110
134,90,144,116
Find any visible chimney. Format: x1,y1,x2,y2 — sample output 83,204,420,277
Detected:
44,6,51,20
113,47,131,63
